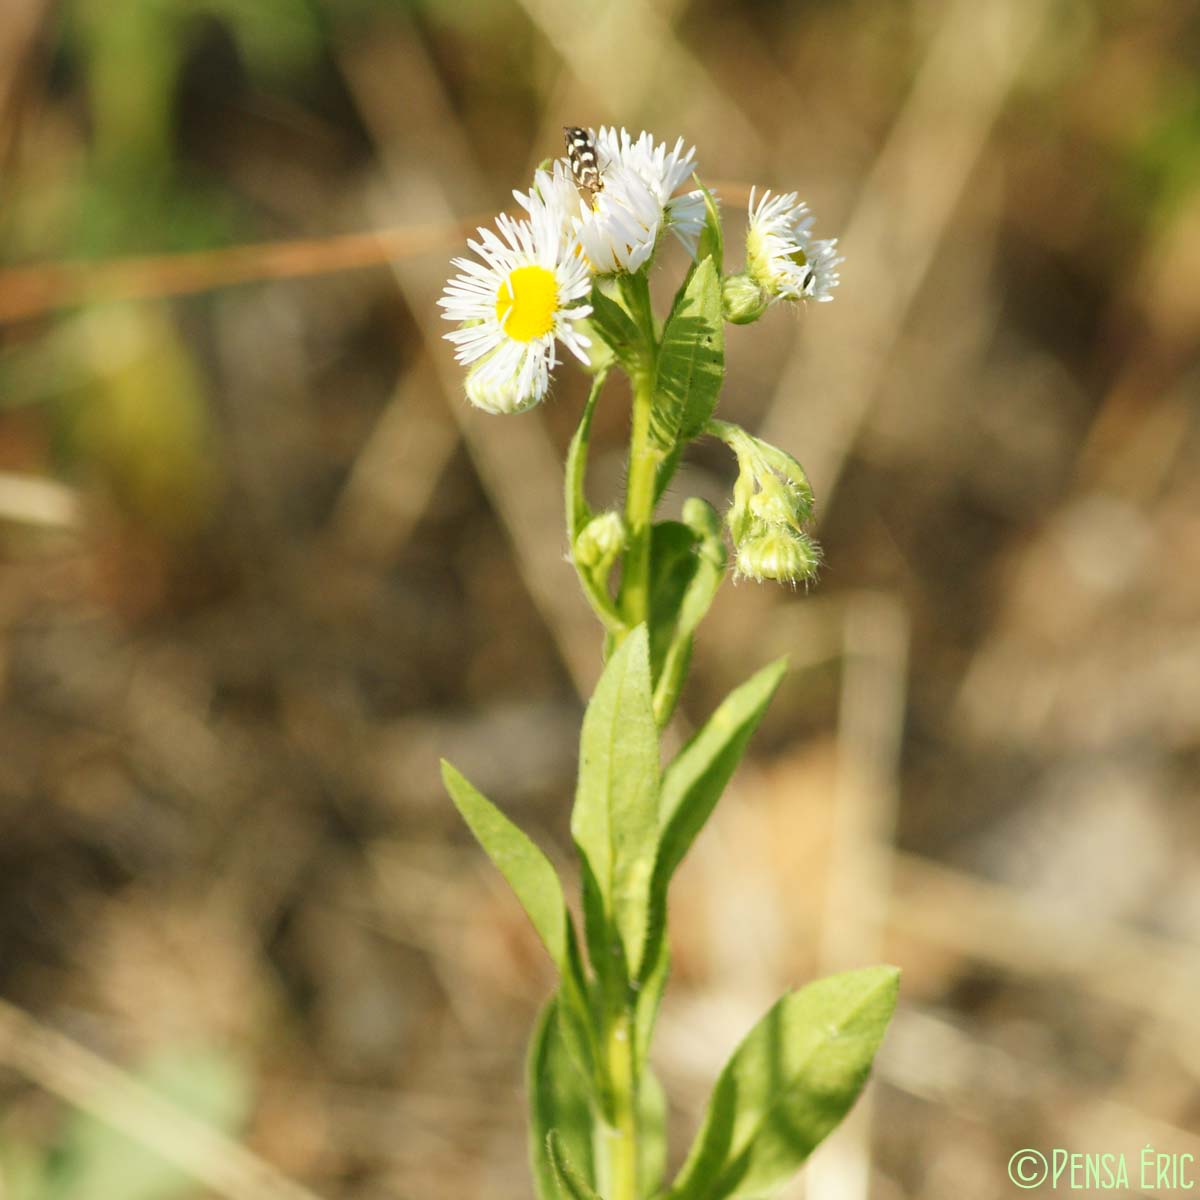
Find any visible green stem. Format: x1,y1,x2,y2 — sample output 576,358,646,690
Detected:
600,1011,638,1200
619,373,659,632
617,272,660,637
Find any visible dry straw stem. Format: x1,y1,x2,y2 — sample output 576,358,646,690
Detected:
514,0,761,166
889,855,1200,1067
0,471,80,529
759,0,1050,511
0,224,474,325
881,1007,1200,1164
0,997,325,1200
339,29,605,696
806,594,909,1200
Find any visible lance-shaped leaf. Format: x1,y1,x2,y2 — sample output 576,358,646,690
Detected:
637,659,786,980
694,175,723,274
571,625,660,985
651,257,724,451
443,761,595,1073
547,1132,603,1200
442,760,569,966
639,1067,669,1198
635,932,670,1073
589,283,644,374
647,522,701,684
667,966,900,1200
652,499,727,726
565,373,625,635
566,372,605,545
653,441,684,505
659,658,787,846
529,998,596,1200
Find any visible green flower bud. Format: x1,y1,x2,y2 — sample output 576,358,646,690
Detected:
573,510,626,572
749,473,813,528
465,360,540,415
721,273,770,325
735,526,821,585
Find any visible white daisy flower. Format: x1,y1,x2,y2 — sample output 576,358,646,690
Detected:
514,128,708,275
439,198,592,414
595,127,708,257
746,188,843,303
517,158,661,275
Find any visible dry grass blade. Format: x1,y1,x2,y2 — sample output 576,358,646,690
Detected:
340,27,603,697
760,0,1049,508
0,998,326,1200
0,222,477,325
804,594,909,1200
511,0,761,156
0,471,80,528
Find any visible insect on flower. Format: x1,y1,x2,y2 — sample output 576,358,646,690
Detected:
563,126,604,208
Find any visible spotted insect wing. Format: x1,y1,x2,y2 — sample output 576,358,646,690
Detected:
563,126,603,205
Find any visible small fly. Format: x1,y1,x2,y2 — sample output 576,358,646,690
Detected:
563,126,603,208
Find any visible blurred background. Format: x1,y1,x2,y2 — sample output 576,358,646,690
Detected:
2,0,1199,1197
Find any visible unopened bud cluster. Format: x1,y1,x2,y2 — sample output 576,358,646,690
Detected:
710,420,821,585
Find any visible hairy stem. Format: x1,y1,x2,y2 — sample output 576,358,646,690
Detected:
617,272,660,636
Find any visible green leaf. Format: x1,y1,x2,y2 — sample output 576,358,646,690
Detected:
571,626,660,987
443,762,597,1079
639,1068,669,1198
647,522,700,683
529,999,597,1200
641,660,785,981
565,374,625,635
675,499,727,643
667,967,901,1200
566,372,605,545
653,442,684,504
652,499,728,726
659,659,786,846
694,175,723,274
442,760,569,967
590,283,644,372
548,1132,604,1200
635,934,670,1073
651,257,725,451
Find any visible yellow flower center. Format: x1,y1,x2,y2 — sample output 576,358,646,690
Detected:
495,265,559,341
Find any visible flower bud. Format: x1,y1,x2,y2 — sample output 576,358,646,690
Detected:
735,527,821,585
721,273,770,325
574,510,626,572
748,474,812,529
465,361,541,415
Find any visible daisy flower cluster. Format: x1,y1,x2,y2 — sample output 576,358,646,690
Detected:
439,127,707,415
438,127,840,587
440,127,843,417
